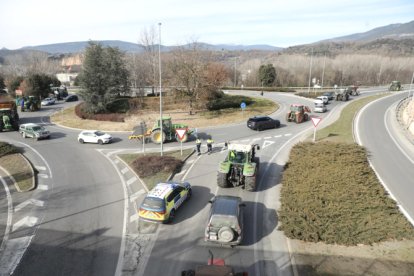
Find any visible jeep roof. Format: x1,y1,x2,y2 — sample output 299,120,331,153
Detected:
210,195,241,217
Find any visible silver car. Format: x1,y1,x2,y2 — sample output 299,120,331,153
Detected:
205,195,245,246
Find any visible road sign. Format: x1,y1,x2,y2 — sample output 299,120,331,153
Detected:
311,117,322,127
175,128,187,141
240,102,246,109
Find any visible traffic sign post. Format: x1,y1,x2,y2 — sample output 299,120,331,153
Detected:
175,128,188,156
311,117,322,142
240,102,246,117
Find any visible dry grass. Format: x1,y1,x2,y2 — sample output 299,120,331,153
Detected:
279,142,414,245
0,153,34,192
50,97,278,131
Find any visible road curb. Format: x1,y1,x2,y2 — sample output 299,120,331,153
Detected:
167,149,196,181
18,153,36,192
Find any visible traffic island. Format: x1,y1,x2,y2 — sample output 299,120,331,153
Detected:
0,141,35,192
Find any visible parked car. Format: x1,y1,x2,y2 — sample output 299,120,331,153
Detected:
65,94,78,102
205,195,245,246
138,181,192,223
247,116,280,131
19,123,50,140
41,97,56,106
314,99,327,113
78,130,113,144
316,95,329,104
322,91,335,100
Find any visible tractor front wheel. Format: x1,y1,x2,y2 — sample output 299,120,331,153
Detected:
151,129,166,144
217,172,228,188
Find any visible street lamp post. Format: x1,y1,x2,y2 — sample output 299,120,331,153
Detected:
234,57,237,87
158,22,163,156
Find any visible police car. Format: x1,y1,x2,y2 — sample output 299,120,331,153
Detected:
138,181,192,223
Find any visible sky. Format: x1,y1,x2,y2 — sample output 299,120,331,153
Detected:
1,0,414,50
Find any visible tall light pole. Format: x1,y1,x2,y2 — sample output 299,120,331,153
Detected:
158,22,163,156
307,48,313,93
234,57,237,87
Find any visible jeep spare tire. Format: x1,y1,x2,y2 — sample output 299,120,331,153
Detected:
218,226,234,243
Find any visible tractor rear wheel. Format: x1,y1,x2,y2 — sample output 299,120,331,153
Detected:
217,172,228,188
151,129,166,144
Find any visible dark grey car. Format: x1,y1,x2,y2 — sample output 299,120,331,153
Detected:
205,196,245,246
247,116,280,131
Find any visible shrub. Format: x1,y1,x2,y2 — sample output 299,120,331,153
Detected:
106,98,130,113
74,103,125,122
131,155,184,178
0,141,19,157
207,94,254,111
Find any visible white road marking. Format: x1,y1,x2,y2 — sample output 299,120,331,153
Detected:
0,167,13,255
0,235,34,275
130,213,139,223
175,170,186,176
12,216,39,232
274,135,282,138
126,177,137,186
251,138,261,142
186,159,195,164
121,167,129,174
129,190,145,203
37,174,49,179
262,140,275,149
37,184,49,190
114,159,120,164
284,133,292,136
34,166,46,171
14,199,44,212
263,136,272,139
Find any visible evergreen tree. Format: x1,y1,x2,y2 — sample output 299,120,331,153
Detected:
258,64,277,87
78,42,130,114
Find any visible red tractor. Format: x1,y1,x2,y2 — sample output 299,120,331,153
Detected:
286,104,311,124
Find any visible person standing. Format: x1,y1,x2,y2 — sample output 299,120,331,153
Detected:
206,138,214,154
196,138,201,155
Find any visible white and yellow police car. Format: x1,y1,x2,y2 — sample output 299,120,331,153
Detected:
138,181,192,223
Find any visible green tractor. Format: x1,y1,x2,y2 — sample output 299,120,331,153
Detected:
0,97,19,132
217,143,260,191
129,116,193,144
389,81,402,91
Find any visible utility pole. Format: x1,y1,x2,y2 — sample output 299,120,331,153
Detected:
307,48,313,93
321,52,326,88
234,57,237,87
158,22,163,156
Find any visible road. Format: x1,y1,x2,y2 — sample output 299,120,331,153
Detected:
0,88,393,275
355,91,414,224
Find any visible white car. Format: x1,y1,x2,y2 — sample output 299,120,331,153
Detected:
41,97,56,106
314,99,327,113
316,96,329,104
78,130,113,144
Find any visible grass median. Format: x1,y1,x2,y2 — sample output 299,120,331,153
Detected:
0,142,34,192
119,148,194,190
280,93,414,245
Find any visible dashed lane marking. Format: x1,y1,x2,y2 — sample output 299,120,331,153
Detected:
14,199,44,212
37,184,48,190
263,136,272,139
121,167,129,174
34,166,46,171
126,177,137,186
274,135,282,138
37,174,49,179
12,217,38,232
284,133,292,136
251,138,261,142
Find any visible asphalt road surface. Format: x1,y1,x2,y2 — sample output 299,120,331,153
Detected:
0,88,396,275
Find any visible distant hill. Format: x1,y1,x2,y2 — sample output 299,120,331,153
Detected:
322,20,414,42
18,40,282,54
